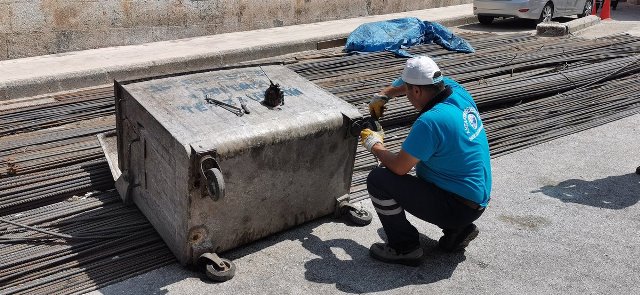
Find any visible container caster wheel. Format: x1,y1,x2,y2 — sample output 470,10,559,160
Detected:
636,166,640,175
200,156,225,201
204,167,225,201
205,259,236,282
337,200,372,226
349,207,373,226
198,253,236,282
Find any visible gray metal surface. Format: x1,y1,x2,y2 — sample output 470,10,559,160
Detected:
119,65,361,149
114,65,362,264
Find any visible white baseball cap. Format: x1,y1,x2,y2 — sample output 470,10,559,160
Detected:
392,56,443,86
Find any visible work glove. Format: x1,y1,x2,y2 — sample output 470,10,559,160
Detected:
360,128,384,152
368,94,390,120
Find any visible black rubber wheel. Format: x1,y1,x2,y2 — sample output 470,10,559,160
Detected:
478,15,495,25
205,259,236,282
635,166,640,175
204,167,225,201
537,3,554,24
349,208,373,226
578,0,592,17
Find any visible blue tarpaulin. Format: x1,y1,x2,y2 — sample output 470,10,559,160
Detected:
344,18,474,57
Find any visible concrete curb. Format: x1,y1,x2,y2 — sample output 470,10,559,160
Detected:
566,15,602,34
0,14,477,101
537,15,601,36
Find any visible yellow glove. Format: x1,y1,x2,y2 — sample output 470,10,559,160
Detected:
368,94,390,120
360,128,384,152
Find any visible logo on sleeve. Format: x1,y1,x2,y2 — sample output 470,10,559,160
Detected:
463,107,483,141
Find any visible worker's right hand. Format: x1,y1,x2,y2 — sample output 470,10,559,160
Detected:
360,128,384,152
368,94,390,120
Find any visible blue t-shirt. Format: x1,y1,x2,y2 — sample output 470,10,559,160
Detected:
401,77,492,206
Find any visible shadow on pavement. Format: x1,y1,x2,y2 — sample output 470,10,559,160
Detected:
532,173,640,209
299,227,465,293
97,214,467,294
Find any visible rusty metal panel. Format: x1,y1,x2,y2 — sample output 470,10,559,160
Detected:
113,65,361,264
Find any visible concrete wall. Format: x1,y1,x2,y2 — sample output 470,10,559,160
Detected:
0,0,471,60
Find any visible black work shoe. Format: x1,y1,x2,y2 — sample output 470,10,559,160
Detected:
369,243,423,266
438,223,479,252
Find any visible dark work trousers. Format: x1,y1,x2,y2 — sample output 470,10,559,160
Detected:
367,167,485,253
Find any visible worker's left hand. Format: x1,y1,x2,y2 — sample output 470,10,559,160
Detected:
368,94,390,120
360,128,384,152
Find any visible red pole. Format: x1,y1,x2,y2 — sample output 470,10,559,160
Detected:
591,0,598,15
601,0,611,19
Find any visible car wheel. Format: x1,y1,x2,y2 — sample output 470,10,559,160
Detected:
478,15,495,25
578,0,592,18
537,3,554,24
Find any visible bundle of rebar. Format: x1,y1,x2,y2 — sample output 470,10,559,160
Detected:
484,73,640,156
293,34,640,109
0,160,113,216
0,116,116,214
0,191,175,294
0,88,115,137
0,116,114,177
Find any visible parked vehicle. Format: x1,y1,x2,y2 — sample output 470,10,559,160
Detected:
473,0,593,25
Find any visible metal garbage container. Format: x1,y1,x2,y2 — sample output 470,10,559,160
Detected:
101,64,366,281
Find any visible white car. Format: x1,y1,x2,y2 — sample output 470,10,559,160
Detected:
473,0,593,25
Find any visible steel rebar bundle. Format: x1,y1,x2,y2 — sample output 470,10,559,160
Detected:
0,191,175,295
0,159,114,216
0,88,115,137
0,116,115,177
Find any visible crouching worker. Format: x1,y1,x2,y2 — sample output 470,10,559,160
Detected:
361,56,492,266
